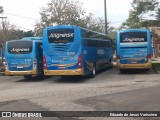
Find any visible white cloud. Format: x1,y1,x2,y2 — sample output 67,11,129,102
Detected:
0,0,132,30
0,0,49,30
81,0,132,27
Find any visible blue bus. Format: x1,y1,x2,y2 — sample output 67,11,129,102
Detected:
42,25,113,78
5,37,44,78
116,29,152,71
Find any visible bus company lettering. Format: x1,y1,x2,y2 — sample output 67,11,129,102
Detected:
49,33,74,39
10,48,30,52
124,38,145,42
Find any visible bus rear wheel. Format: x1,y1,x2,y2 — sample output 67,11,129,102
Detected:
23,75,32,79
109,60,113,68
119,69,125,74
89,64,96,78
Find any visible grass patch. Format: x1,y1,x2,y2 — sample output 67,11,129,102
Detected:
0,72,5,75
152,63,160,72
113,55,116,62
113,58,116,62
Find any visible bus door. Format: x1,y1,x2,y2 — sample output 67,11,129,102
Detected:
37,42,43,73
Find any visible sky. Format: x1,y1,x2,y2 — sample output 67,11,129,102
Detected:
0,0,132,31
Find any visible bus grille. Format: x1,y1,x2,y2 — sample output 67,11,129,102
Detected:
51,44,71,53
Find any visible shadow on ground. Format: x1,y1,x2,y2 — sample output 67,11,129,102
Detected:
54,67,112,83
118,69,154,75
15,76,53,82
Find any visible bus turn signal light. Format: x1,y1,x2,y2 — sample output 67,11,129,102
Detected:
116,55,120,59
78,54,82,68
43,56,47,69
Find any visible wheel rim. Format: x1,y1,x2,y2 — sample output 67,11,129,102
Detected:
93,66,95,75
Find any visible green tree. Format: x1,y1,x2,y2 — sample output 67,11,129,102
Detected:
107,26,116,40
0,6,3,14
0,6,35,44
23,30,34,37
34,0,108,36
0,20,26,44
156,8,160,21
34,0,86,35
122,0,159,28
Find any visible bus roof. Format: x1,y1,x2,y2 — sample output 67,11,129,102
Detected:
6,37,42,43
21,37,42,40
118,29,150,33
45,25,108,38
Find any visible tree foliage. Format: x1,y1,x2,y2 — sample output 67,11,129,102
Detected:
132,0,159,14
107,26,116,40
0,20,21,44
156,8,160,21
34,0,107,36
0,6,3,14
0,6,34,45
0,19,34,44
122,0,159,28
23,30,34,37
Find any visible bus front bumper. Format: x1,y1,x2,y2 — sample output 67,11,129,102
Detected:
5,69,38,75
44,69,84,76
117,62,152,69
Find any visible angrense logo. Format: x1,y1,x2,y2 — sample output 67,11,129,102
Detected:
10,48,30,53
48,33,74,39
123,38,145,42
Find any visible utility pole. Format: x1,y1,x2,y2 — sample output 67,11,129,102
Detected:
104,0,107,35
0,17,7,44
0,17,7,31
0,17,7,68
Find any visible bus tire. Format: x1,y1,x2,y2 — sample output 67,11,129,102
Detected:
109,60,113,68
145,69,150,72
38,71,44,78
23,75,32,79
89,64,96,78
119,69,125,74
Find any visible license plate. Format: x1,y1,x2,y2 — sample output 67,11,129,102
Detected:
17,66,23,68
131,62,137,64
59,66,65,69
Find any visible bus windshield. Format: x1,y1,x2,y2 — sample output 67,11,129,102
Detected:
47,28,74,43
8,41,32,54
120,32,147,43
